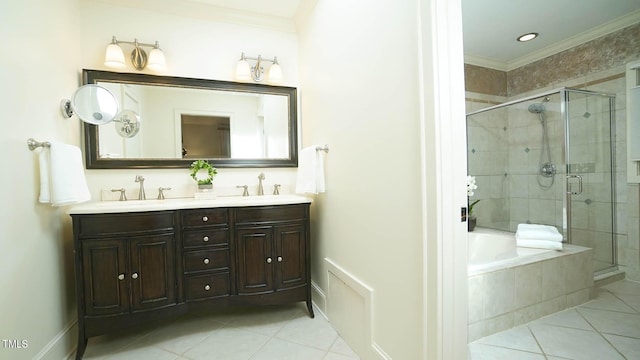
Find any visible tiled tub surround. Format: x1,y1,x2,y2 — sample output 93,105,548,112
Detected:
469,279,640,359
468,229,594,341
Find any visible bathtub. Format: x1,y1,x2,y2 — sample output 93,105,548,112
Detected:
468,228,554,275
467,227,594,341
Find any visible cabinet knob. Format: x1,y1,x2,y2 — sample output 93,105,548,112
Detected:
203,236,209,242
131,272,139,279
118,274,125,280
203,258,210,265
266,257,272,264
277,256,283,262
204,284,211,291
202,216,209,222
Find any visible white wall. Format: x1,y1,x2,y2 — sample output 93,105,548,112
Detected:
298,1,426,358
0,0,82,359
79,1,301,198
0,1,300,358
298,0,469,358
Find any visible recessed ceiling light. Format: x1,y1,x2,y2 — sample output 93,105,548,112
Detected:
517,32,539,42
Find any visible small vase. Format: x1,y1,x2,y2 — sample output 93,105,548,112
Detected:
197,184,213,191
468,216,477,232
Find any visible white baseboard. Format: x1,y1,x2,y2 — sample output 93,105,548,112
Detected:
311,280,328,319
33,320,77,360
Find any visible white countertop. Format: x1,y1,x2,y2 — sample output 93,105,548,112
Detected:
68,194,312,214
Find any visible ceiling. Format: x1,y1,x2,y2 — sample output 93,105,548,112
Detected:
461,0,640,70
188,0,303,18
90,0,640,71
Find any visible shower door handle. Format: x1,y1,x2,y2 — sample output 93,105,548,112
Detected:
566,174,583,195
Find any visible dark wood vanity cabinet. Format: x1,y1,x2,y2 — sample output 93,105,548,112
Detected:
71,203,312,360
181,208,232,302
81,233,176,316
234,205,314,316
235,224,308,293
236,208,308,289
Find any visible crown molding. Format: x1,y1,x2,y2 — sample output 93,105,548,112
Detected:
463,55,508,72
84,0,297,33
465,10,640,72
294,0,318,32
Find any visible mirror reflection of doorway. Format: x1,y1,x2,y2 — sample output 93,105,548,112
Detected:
181,115,231,158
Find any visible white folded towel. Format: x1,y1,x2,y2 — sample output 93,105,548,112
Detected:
295,145,326,194
517,239,563,250
516,223,563,243
39,142,91,206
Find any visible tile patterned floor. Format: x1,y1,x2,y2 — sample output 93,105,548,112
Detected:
80,303,359,360
469,279,640,359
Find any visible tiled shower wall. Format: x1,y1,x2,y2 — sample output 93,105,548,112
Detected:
465,22,640,280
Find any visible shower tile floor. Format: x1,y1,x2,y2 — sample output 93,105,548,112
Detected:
469,279,640,359
80,303,359,360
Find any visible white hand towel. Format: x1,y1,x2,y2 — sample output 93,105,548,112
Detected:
38,142,91,206
516,223,563,242
295,145,326,194
517,239,563,250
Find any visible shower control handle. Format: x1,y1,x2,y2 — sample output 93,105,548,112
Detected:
566,174,583,195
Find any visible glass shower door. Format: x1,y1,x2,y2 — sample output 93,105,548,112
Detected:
564,89,616,273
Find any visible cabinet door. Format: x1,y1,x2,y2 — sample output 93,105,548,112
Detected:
274,223,307,290
129,234,176,312
236,227,274,294
82,238,129,316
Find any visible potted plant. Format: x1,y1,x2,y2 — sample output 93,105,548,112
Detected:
190,160,217,191
467,175,480,231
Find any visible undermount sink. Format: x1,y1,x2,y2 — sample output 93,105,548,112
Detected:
68,194,311,214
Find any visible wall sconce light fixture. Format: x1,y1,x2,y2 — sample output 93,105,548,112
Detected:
104,36,166,71
236,53,282,83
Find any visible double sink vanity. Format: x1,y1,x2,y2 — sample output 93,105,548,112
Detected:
69,194,313,359
68,68,310,359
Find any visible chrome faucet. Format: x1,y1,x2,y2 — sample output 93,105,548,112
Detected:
135,175,146,200
257,173,265,196
157,187,171,200
237,185,249,197
111,188,127,201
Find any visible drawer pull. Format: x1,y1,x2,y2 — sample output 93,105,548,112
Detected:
131,272,139,279
204,284,211,291
203,258,210,265
277,256,283,262
118,274,125,280
203,236,209,242
202,216,209,222
266,257,272,264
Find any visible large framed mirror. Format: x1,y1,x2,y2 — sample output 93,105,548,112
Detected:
82,69,298,169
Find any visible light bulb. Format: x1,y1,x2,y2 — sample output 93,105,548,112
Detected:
147,46,166,71
236,59,251,80
268,62,282,83
104,43,125,68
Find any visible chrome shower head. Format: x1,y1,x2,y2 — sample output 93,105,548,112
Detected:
528,103,546,114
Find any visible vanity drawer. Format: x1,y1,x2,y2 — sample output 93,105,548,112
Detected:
181,209,228,228
185,273,230,301
184,249,229,273
182,228,229,248
235,204,308,224
75,212,175,236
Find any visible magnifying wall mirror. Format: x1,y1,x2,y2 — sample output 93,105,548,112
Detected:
61,84,120,125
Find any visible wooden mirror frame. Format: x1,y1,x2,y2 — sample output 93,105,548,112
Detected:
82,69,298,169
